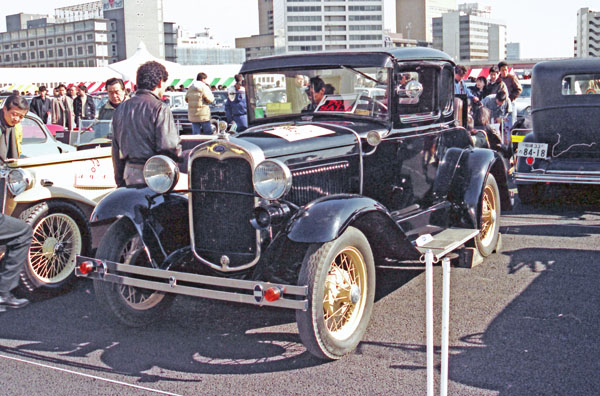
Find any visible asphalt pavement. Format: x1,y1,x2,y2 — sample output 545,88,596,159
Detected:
1,189,599,396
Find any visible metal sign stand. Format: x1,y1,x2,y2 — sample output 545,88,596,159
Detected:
425,249,451,396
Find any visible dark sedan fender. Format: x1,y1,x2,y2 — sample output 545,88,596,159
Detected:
285,194,421,262
91,187,190,263
448,148,511,229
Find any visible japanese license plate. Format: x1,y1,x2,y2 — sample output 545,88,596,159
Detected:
517,142,548,159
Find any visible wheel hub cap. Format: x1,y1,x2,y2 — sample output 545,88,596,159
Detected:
42,237,58,257
350,284,361,304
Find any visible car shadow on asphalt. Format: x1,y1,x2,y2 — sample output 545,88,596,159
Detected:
448,247,600,395
511,184,600,219
0,266,420,379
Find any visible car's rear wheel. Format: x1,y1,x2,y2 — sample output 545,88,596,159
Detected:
296,226,375,360
93,219,174,327
19,201,91,292
474,174,501,257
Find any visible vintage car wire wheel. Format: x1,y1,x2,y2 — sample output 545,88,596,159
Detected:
93,218,174,327
19,201,91,292
474,174,501,257
296,226,375,360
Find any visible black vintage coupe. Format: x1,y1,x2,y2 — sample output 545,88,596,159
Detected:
77,47,511,360
514,58,600,203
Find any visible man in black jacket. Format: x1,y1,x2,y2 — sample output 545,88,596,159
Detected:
29,86,52,123
73,85,96,126
112,61,181,187
0,94,32,312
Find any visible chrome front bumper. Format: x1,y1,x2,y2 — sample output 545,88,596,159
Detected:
75,256,308,311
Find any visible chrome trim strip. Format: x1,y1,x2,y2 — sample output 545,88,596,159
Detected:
388,120,455,138
187,137,265,272
400,111,441,124
514,172,600,184
75,257,308,311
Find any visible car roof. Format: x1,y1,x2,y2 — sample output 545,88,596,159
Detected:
240,47,454,74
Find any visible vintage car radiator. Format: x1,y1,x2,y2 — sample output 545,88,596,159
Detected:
190,156,256,267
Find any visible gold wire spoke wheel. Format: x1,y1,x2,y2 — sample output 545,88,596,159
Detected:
322,246,368,341
479,183,498,246
28,213,82,284
117,234,166,310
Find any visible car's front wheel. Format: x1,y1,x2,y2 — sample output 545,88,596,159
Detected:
19,201,91,292
93,219,174,327
474,173,501,257
296,226,375,360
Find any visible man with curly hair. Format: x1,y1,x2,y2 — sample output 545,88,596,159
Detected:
111,61,181,187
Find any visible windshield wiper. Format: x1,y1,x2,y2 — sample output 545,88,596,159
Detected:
341,65,384,85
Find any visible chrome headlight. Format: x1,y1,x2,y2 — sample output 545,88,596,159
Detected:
143,155,179,194
253,160,292,200
7,169,32,195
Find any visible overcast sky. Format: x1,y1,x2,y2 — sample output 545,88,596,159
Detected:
0,0,594,59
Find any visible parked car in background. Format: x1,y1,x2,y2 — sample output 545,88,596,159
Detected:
515,58,600,204
78,47,511,360
172,91,228,134
21,112,75,157
514,79,531,121
162,92,187,109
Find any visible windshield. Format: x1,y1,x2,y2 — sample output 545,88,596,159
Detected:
246,66,389,121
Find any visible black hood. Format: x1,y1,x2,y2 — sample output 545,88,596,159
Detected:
237,120,381,159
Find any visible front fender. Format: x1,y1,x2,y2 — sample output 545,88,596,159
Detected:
449,148,510,228
286,194,420,260
14,185,99,208
92,187,190,264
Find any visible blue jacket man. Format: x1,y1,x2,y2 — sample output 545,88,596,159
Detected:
225,74,248,132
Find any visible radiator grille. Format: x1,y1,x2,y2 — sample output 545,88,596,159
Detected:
190,157,256,266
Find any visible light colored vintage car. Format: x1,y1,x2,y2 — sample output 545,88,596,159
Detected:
1,146,116,292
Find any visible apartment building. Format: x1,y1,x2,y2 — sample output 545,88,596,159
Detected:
576,8,600,57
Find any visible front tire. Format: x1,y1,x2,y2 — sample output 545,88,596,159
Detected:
296,226,375,360
19,201,91,292
93,219,174,327
474,173,501,257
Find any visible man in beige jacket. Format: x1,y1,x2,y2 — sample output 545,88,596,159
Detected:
185,72,214,135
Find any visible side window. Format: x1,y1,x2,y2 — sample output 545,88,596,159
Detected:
440,66,454,115
562,74,600,95
21,118,48,144
395,66,438,125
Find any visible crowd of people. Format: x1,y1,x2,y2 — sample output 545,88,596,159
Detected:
454,60,523,151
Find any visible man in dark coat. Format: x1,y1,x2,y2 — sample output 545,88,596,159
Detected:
0,94,33,312
29,86,52,123
112,61,181,187
73,85,96,126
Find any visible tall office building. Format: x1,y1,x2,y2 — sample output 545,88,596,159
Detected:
0,0,170,68
237,0,386,59
432,4,506,62
576,8,600,57
396,0,457,44
506,42,520,60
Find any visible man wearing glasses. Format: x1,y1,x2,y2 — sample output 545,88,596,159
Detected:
98,78,129,120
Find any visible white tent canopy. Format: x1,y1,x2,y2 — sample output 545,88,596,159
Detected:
0,41,242,93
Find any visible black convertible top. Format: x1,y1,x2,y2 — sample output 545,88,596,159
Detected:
240,47,454,73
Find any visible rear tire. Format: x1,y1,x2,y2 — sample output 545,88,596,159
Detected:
93,219,174,327
474,174,500,257
296,226,375,360
19,201,91,292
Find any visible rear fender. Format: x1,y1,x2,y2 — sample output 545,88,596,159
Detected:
286,194,420,262
92,187,189,263
449,148,511,228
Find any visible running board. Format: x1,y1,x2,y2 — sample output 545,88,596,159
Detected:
414,228,480,262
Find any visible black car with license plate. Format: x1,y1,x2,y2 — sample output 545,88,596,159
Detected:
76,47,511,360
514,58,600,203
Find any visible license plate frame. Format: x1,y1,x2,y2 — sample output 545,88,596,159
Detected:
517,142,549,159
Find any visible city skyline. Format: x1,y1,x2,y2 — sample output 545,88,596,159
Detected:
0,0,595,60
